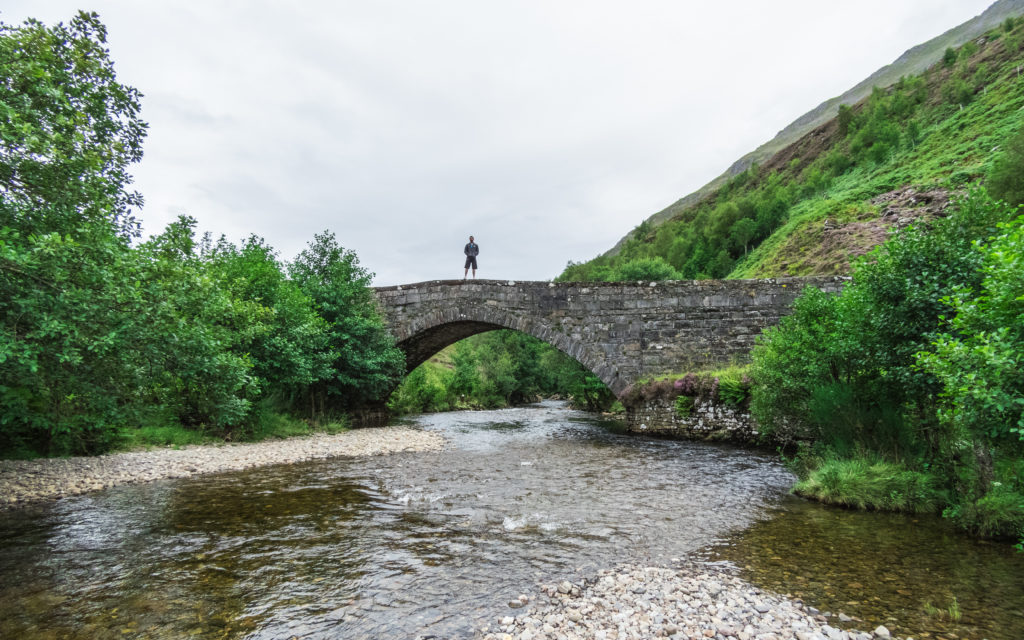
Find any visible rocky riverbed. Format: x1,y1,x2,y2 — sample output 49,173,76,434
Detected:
0,426,446,509
479,561,902,640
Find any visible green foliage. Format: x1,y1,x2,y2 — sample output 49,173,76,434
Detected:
752,188,1022,538
289,232,405,414
749,287,846,443
1,13,148,454
0,14,403,456
837,104,854,136
923,597,963,622
674,395,694,418
611,256,680,281
132,218,263,431
918,215,1024,444
947,484,1024,540
0,12,146,238
389,330,614,414
118,425,213,450
987,123,1024,207
717,376,749,406
793,457,947,514
117,411,347,450
944,47,958,67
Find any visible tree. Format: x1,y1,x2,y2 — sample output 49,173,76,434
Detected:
202,235,331,395
919,215,1024,446
0,13,148,454
131,217,263,431
837,104,854,136
987,125,1024,208
943,47,958,67
729,218,757,255
0,12,146,238
289,232,405,415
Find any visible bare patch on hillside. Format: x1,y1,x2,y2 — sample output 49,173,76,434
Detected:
770,187,955,276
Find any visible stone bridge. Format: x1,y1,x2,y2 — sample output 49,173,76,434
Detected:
373,277,846,400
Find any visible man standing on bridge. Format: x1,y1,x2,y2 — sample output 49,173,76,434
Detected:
463,235,479,280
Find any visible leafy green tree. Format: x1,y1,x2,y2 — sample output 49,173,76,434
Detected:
919,215,1024,445
707,249,734,278
289,232,405,415
917,215,1024,538
943,47,958,67
837,104,855,136
202,235,331,396
987,124,1024,207
750,287,848,444
751,188,1021,533
729,218,757,255
904,120,923,149
132,217,263,431
0,13,148,454
0,12,146,238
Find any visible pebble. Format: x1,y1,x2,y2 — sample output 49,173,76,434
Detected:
0,427,446,509
480,561,909,640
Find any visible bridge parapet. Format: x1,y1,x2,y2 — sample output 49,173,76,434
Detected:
373,277,847,397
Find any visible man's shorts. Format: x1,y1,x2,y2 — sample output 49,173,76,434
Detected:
464,256,478,269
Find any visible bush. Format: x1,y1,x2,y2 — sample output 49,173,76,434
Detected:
987,125,1024,208
674,395,694,417
946,484,1024,539
612,256,681,281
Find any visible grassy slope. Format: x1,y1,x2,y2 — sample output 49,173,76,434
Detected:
601,0,1024,259
567,20,1024,281
733,35,1024,277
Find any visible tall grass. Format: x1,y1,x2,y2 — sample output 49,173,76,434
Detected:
117,411,348,451
793,457,947,513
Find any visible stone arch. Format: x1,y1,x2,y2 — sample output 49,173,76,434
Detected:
392,305,626,396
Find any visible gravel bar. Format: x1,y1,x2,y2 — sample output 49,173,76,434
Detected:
0,426,446,509
479,561,903,640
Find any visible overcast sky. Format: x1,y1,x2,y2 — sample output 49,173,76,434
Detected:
3,1,996,285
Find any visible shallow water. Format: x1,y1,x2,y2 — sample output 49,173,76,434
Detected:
0,401,1021,639
712,496,1024,640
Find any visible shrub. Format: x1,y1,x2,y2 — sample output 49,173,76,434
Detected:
946,484,1024,539
675,395,694,418
612,256,681,281
987,125,1024,207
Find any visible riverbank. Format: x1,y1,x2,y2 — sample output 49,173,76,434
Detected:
0,426,446,509
479,560,899,640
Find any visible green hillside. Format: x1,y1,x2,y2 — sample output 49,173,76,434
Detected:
560,15,1024,282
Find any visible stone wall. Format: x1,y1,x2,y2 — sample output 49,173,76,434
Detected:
374,276,847,397
624,396,758,442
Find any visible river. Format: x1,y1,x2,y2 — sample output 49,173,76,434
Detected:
0,402,1021,639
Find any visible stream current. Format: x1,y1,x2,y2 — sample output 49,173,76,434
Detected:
1,402,1022,639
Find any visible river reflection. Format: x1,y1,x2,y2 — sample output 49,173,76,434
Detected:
0,402,1021,639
